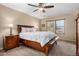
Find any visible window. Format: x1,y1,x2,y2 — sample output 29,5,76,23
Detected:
46,19,64,34
55,20,64,34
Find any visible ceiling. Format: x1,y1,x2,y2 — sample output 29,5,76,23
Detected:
1,3,79,19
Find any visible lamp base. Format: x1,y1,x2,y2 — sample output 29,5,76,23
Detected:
10,34,12,36
10,27,12,36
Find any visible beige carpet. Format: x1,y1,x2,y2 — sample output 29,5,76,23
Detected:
0,41,76,56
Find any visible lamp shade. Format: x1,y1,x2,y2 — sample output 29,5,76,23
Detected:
9,24,13,27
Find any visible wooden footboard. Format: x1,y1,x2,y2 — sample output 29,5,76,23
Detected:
20,38,57,55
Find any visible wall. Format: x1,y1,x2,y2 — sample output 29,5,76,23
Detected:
40,13,77,43
0,5,40,49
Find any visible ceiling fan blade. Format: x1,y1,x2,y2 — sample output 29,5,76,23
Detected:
28,4,38,7
39,3,44,6
33,9,38,12
44,5,54,8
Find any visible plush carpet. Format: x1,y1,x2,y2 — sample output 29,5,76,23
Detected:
0,40,76,56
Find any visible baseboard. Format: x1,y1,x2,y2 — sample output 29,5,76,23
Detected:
59,39,76,44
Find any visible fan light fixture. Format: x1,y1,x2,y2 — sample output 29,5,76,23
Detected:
39,8,43,11
28,3,54,13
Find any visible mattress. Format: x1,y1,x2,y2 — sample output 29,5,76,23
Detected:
19,31,58,47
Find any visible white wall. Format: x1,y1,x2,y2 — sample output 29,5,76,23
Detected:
0,5,40,49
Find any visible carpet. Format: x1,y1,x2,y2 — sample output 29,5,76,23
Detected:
0,41,76,56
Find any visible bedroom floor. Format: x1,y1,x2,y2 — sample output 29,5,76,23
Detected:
0,40,76,56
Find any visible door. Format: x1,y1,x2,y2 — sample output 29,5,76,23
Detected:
76,17,79,56
46,21,55,32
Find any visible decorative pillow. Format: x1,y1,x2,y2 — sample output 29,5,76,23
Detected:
28,28,36,32
21,27,25,32
21,27,36,32
32,28,37,32
21,27,28,32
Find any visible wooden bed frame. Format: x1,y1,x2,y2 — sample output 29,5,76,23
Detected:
17,25,57,55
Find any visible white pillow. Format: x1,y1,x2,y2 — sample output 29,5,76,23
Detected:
21,27,28,32
21,27,36,32
32,28,37,32
28,28,36,32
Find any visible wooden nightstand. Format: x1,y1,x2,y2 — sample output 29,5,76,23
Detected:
3,35,19,51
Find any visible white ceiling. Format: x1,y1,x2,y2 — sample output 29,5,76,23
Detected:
1,3,79,19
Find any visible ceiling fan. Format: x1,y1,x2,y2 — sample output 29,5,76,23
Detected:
28,3,54,13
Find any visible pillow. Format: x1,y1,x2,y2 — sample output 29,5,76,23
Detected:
21,27,36,32
21,27,28,32
28,28,36,32
32,28,37,32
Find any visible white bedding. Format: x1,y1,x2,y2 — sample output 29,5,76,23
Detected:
19,31,58,47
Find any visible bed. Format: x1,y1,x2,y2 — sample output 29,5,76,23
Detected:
17,25,59,55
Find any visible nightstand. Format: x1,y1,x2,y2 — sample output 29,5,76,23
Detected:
3,35,19,51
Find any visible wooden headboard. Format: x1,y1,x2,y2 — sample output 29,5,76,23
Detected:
17,25,34,34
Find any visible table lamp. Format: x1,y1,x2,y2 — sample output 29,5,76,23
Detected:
9,24,13,36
